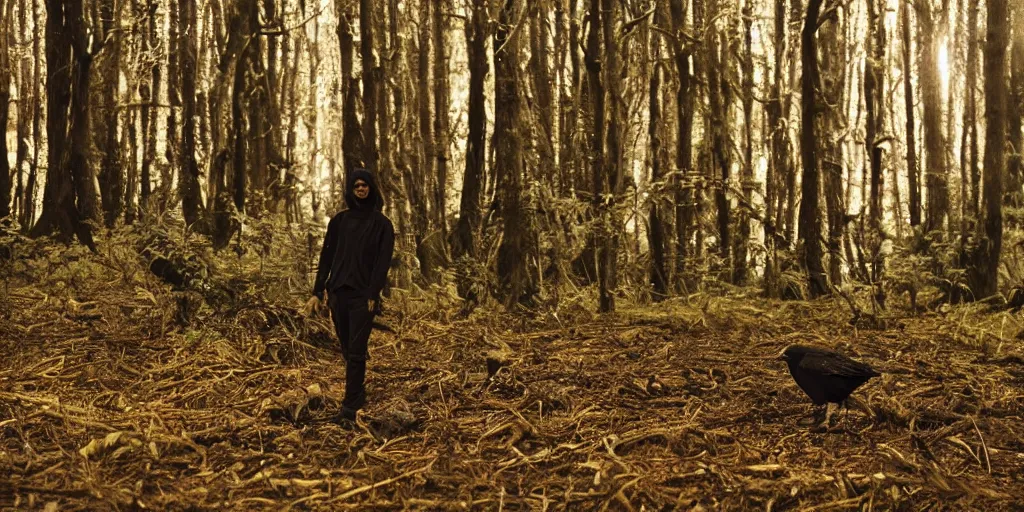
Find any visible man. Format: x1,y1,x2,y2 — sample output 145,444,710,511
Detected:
309,168,395,423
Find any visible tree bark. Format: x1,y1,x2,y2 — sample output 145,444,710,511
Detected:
1008,5,1024,208
763,0,787,295
707,26,730,280
595,0,622,312
0,2,11,219
967,0,1008,299
798,0,827,298
166,0,179,202
820,7,843,287
432,0,451,239
336,6,363,173
957,0,979,236
30,0,95,250
782,0,802,242
140,0,159,215
865,0,887,303
495,0,534,307
95,0,123,228
14,0,29,225
901,0,920,227
453,0,488,263
669,0,693,288
179,0,201,226
647,3,668,299
917,0,948,233
361,0,379,173
735,0,754,286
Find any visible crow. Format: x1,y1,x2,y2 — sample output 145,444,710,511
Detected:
779,345,880,426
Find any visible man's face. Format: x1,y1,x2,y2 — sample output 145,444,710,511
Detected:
353,179,370,199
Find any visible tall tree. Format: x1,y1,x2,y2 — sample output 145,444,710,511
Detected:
798,0,827,297
917,0,948,233
707,24,731,280
668,0,693,286
432,0,451,238
901,0,920,227
494,0,534,306
735,0,755,285
452,0,488,263
764,0,788,295
14,0,31,225
960,0,979,224
819,2,844,287
30,0,95,249
588,0,622,312
1008,6,1024,208
336,7,363,173
95,0,123,227
967,0,1008,298
0,1,11,219
141,0,161,215
865,0,887,303
361,0,379,173
179,0,202,226
647,4,668,298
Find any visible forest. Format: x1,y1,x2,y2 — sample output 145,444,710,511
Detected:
1,0,1024,508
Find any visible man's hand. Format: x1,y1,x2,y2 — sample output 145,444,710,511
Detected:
302,295,323,317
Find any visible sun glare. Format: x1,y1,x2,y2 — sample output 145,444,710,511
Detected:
938,38,950,100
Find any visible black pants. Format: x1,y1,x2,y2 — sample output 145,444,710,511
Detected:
328,288,375,413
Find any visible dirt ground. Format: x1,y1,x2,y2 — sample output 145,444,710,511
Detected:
3,257,1024,510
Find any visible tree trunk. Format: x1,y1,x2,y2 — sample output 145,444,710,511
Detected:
361,0,379,174
244,5,265,213
964,0,980,220
555,0,570,194
967,0,1008,299
530,0,555,192
94,0,123,228
1008,6,1024,208
918,1,948,233
820,8,844,288
707,26,730,280
166,0,179,204
962,0,979,227
0,2,11,219
782,0,802,242
452,0,487,263
735,0,754,286
30,0,95,250
567,0,583,194
901,0,920,227
798,0,827,298
669,0,693,289
432,0,451,239
179,0,201,226
763,0,787,295
864,0,886,304
14,0,30,225
140,0,159,216
336,7,363,173
495,0,534,307
595,0,622,312
647,3,667,299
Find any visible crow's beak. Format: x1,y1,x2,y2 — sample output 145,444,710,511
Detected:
776,350,788,361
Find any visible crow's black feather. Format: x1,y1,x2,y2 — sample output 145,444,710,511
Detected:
781,345,880,405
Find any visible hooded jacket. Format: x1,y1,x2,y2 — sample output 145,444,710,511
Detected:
313,169,395,301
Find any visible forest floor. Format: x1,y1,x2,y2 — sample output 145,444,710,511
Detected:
2,240,1024,510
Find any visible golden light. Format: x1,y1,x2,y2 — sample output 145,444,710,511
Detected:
938,37,950,100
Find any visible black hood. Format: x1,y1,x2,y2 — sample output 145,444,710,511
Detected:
345,168,384,211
